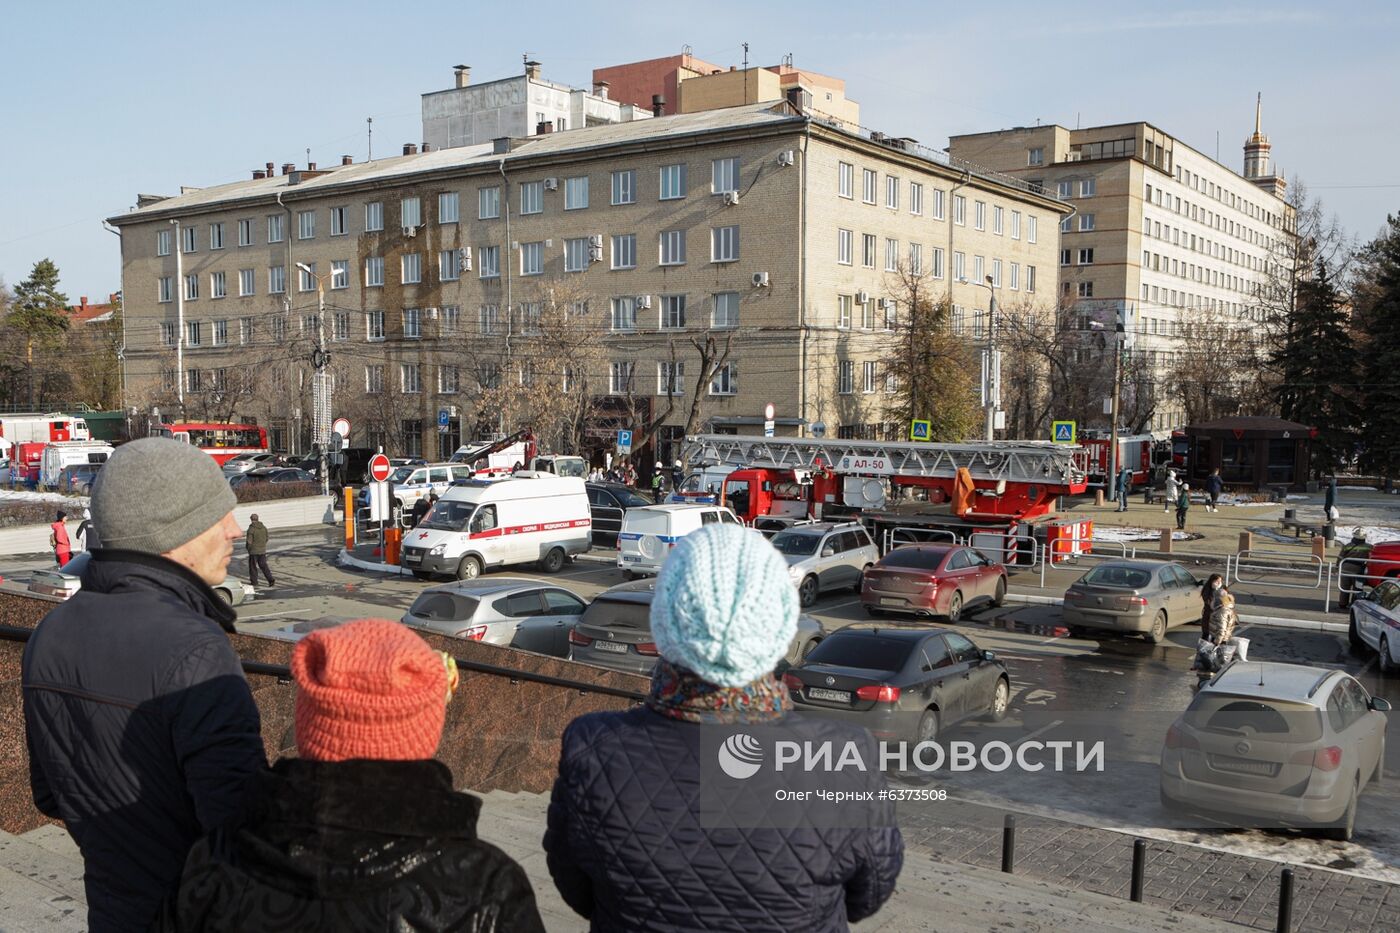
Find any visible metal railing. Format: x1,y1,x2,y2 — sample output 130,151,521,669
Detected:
884,526,961,552
1036,535,1127,588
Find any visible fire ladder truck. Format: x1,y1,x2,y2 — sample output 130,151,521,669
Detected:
681,434,1093,564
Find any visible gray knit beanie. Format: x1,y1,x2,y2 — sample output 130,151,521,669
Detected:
91,437,237,554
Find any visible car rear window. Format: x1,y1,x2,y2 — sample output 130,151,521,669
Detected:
805,634,914,672
770,532,821,556
1185,695,1323,742
624,511,672,535
879,548,946,570
1082,566,1152,588
580,598,652,633
407,592,479,623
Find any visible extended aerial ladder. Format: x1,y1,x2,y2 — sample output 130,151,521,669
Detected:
682,434,1089,520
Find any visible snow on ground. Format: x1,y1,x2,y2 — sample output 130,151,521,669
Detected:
1336,525,1400,544
1091,526,1193,543
1286,494,1311,501
0,489,87,506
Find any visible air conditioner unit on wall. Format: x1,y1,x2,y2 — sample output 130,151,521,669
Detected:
637,294,652,309
778,150,794,166
752,272,770,288
544,177,558,190
458,248,472,272
723,191,740,206
403,225,418,237
426,307,439,320
856,290,870,304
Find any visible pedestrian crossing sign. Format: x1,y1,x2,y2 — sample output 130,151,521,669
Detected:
909,419,932,442
1052,421,1076,444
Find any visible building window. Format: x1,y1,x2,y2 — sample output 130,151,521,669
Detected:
329,206,348,236
973,255,984,282
659,294,686,329
910,182,923,216
364,257,384,287
711,157,739,194
993,206,1004,235
365,201,383,232
1078,248,1095,264
438,192,459,224
886,371,899,394
297,210,315,240
478,187,500,219
265,264,285,294
564,237,589,272
909,243,923,275
953,195,966,225
884,238,899,272
991,259,1002,288
209,223,224,250
401,196,421,228
186,369,202,393
1057,180,1073,199
659,163,687,200
612,234,637,269
403,308,421,339
298,262,317,292
328,259,348,289
1080,178,1096,197
186,320,202,346
519,241,543,276
838,360,854,394
953,251,965,281
479,304,499,334
712,291,739,329
974,201,986,231
182,226,198,253
1080,213,1096,231
931,247,945,279
212,319,228,346
520,181,544,215
838,162,854,199
610,296,637,332
478,246,500,278
401,253,421,284
884,299,897,331
1010,263,1020,290
441,305,459,335
184,274,199,301
658,360,685,396
1078,281,1094,298
1060,249,1071,266
267,215,284,243
1028,147,1044,166
1027,216,1038,243
333,311,348,341
885,175,899,210
837,228,853,265
710,361,737,395
239,318,252,345
160,322,176,345
210,271,226,299
860,296,875,330
366,310,385,341
611,170,636,205
157,229,171,256
238,269,254,297
1010,210,1021,240
932,189,945,220
564,176,589,210
609,361,634,394
270,316,286,342
711,225,739,263
365,365,383,394
862,233,876,269
862,361,877,394
1027,265,1036,292
862,169,877,204
438,365,460,394
837,294,852,329
658,229,686,266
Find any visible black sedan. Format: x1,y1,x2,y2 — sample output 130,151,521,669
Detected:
229,467,317,488
783,624,1009,744
585,482,653,548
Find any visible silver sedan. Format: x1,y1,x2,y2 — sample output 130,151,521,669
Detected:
28,552,253,606
1061,559,1203,643
400,578,586,657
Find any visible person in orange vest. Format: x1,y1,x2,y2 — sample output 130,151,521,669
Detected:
50,510,72,567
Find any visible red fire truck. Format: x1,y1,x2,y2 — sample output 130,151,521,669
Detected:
0,412,91,445
1080,433,1154,488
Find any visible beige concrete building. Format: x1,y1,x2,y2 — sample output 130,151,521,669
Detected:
677,62,860,129
950,112,1294,432
110,101,1065,462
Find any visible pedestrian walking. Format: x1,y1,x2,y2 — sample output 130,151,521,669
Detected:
544,523,904,931
49,509,72,567
1325,475,1338,522
1196,587,1240,674
22,437,266,932
1116,465,1133,512
623,460,637,487
1176,483,1191,530
245,513,276,588
1163,468,1179,514
671,459,684,492
651,462,666,503
74,508,99,552
1205,469,1224,512
157,619,545,933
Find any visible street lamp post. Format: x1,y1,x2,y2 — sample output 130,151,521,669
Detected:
969,275,1000,441
295,263,332,497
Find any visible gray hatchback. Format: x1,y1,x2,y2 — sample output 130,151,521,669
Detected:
400,578,587,657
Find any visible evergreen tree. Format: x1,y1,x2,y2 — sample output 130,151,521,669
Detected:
1273,261,1358,476
6,259,70,408
1355,215,1400,478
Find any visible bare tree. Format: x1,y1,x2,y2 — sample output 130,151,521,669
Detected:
880,264,980,441
680,332,734,437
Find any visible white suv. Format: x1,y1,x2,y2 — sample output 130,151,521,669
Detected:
769,522,880,608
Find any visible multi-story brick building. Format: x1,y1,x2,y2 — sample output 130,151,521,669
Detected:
950,108,1295,431
110,100,1065,462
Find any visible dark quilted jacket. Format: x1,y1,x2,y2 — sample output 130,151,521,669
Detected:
158,758,546,933
545,706,904,932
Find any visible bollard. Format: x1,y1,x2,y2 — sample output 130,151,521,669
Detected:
1160,528,1173,552
344,487,356,551
1238,531,1252,553
1276,867,1294,932
1094,489,1105,507
1311,535,1327,563
1130,838,1146,902
1001,814,1016,873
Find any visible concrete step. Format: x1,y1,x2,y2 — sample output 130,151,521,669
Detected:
0,830,87,932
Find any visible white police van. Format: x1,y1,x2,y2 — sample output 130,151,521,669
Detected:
400,474,591,580
617,503,740,577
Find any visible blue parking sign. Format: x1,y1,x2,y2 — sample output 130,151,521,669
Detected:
438,409,450,427
618,429,633,453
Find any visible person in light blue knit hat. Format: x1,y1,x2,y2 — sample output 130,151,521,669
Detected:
650,522,798,687
544,522,904,932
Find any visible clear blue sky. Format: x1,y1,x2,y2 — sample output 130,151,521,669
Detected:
2,0,1396,300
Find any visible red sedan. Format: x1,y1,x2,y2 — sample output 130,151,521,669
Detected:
861,545,1007,623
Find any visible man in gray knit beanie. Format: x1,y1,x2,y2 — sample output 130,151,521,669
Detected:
23,436,264,929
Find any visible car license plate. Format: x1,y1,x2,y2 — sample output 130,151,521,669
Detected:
880,598,903,607
594,640,628,654
1207,755,1279,777
622,555,640,563
403,552,421,564
807,687,850,703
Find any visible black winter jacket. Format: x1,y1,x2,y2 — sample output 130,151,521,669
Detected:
545,706,904,932
22,550,267,933
158,758,546,933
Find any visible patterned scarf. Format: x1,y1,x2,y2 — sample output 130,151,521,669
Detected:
646,659,790,724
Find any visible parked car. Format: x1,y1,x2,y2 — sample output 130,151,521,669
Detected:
222,452,278,475
569,578,824,675
616,503,740,578
585,481,653,548
1159,662,1389,841
783,624,1010,743
356,462,475,510
1359,540,1400,588
229,467,316,489
1061,560,1200,643
28,552,253,606
1349,579,1400,671
769,522,880,608
55,463,102,496
400,578,586,657
861,544,1007,623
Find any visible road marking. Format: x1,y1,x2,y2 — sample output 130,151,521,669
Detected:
818,598,864,614
237,609,314,622
1012,719,1065,747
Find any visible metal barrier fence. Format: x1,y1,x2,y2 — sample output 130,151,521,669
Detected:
1035,535,1127,589
884,526,962,552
